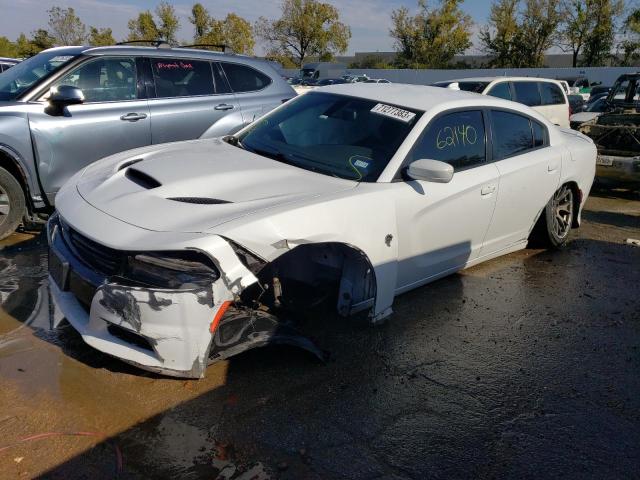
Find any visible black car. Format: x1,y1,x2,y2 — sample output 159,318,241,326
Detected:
568,94,586,114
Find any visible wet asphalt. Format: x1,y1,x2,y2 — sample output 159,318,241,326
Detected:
0,186,639,480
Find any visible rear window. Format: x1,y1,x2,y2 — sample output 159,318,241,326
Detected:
540,82,565,105
513,82,542,106
152,58,214,98
457,81,490,93
221,62,271,93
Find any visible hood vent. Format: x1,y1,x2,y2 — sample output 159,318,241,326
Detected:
125,168,161,189
118,158,143,171
168,197,231,205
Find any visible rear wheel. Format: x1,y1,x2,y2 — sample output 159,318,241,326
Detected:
0,166,26,241
532,184,574,248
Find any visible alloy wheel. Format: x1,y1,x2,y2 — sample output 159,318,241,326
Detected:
552,185,573,239
0,185,9,227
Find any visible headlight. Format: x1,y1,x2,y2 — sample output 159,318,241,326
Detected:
123,251,219,289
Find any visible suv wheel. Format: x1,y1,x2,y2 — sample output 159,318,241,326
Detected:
0,166,26,241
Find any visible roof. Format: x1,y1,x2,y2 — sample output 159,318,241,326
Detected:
320,83,515,112
441,76,563,84
37,45,265,63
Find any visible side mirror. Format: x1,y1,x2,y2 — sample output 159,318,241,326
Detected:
406,159,454,183
46,85,84,116
48,85,84,107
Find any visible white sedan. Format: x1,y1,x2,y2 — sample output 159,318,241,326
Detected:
48,84,596,378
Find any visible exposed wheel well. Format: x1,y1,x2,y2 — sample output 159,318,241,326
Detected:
241,242,377,318
564,181,581,228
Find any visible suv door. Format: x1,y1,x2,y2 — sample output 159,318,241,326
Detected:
538,81,569,127
393,110,500,289
219,61,280,126
147,57,241,143
481,109,561,253
28,56,151,202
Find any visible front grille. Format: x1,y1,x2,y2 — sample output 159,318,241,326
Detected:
61,224,125,276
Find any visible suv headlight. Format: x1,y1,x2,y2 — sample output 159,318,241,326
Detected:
123,251,219,289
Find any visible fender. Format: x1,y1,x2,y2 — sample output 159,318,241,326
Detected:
0,143,39,211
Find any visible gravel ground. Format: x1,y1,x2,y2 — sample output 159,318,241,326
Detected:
0,187,638,480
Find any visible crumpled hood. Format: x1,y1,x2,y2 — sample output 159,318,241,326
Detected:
75,139,355,233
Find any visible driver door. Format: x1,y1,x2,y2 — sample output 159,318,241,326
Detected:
28,56,151,203
393,109,500,290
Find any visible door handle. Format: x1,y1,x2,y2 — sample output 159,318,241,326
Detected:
214,104,234,111
120,113,147,122
481,185,496,196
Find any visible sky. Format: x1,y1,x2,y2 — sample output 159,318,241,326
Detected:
0,0,491,55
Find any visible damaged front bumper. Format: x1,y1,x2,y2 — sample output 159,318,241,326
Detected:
47,214,321,378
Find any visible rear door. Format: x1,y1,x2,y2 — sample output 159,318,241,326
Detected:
29,55,151,201
147,57,241,144
481,109,561,254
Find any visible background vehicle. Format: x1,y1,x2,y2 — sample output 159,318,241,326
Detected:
49,84,596,377
568,94,586,114
364,78,391,84
578,72,640,185
559,75,595,99
0,57,20,72
570,97,609,130
433,77,570,127
300,62,346,82
0,44,295,240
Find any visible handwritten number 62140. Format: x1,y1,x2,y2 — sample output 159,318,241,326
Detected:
436,125,478,150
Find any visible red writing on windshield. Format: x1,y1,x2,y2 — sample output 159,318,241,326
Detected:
157,61,194,70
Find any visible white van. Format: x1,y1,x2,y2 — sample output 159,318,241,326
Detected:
433,77,570,128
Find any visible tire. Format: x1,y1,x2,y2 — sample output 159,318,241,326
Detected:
0,166,26,241
531,184,574,248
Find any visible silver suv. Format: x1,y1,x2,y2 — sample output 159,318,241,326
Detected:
0,45,295,239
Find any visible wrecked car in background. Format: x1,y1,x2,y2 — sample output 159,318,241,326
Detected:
48,84,596,378
578,73,640,185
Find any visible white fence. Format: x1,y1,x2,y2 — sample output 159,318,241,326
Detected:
282,66,640,86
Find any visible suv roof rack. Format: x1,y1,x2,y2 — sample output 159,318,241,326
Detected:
116,40,173,48
179,43,233,54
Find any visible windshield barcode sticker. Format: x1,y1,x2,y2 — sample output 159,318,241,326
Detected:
371,103,416,123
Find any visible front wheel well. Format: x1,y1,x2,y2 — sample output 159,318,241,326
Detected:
240,242,378,318
0,148,32,213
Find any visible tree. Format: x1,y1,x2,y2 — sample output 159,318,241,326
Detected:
47,6,87,45
127,11,159,42
479,0,519,68
581,0,624,66
89,27,115,46
619,7,640,65
255,0,351,68
189,7,256,55
190,3,211,39
390,0,473,68
155,2,180,44
559,0,591,67
0,36,17,58
481,0,562,68
14,30,55,57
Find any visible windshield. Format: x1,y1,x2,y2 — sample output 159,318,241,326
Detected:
0,51,78,101
456,81,490,93
586,98,607,112
237,92,422,182
301,68,317,79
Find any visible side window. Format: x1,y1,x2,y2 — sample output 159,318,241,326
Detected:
487,82,512,101
52,57,137,102
513,82,542,106
540,82,565,105
221,62,271,93
151,58,214,98
532,120,546,147
491,110,534,159
410,110,486,171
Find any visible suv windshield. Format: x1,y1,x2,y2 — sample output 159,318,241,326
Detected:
456,81,490,93
0,51,78,101
237,92,422,182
